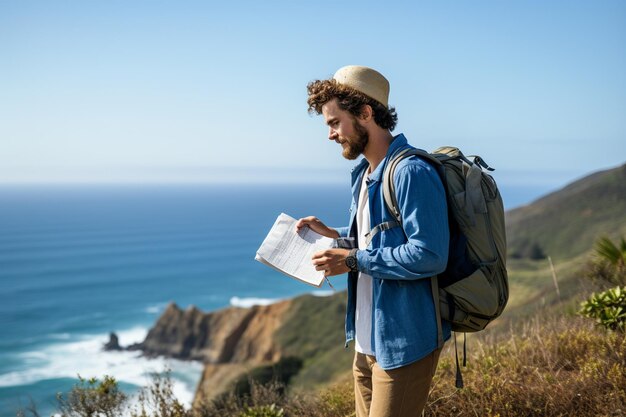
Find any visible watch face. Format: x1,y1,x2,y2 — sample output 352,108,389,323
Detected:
346,256,357,270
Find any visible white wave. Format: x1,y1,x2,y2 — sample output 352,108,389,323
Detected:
229,296,281,308
0,327,203,407
145,303,167,314
311,290,335,297
115,326,149,345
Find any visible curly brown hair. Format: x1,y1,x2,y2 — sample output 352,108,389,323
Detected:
306,79,398,131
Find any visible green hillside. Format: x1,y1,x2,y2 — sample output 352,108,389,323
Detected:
274,292,353,388
506,163,626,261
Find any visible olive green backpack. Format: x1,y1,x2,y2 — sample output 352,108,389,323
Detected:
369,146,509,387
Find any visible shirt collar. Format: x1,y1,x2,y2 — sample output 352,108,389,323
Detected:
350,133,408,184
367,133,408,183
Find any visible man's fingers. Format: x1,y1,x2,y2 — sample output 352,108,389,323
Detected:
295,220,308,231
311,249,349,277
296,216,317,226
312,250,328,260
312,255,328,266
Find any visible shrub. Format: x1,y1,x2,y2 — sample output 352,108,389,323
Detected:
194,378,354,417
56,375,127,417
579,286,626,332
527,242,547,260
239,404,284,417
194,380,286,417
232,357,303,398
510,239,546,260
585,236,626,286
129,370,189,417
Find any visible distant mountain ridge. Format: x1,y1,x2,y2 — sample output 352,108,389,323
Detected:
506,163,626,261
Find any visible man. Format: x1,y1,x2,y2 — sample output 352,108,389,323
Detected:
296,65,450,417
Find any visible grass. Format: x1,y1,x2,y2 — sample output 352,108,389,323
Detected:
499,254,590,325
244,315,626,417
204,308,626,417
424,316,626,416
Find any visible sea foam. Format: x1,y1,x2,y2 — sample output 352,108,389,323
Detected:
311,290,335,297
0,326,203,406
145,303,168,314
229,296,281,308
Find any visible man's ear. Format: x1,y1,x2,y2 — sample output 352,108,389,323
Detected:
359,104,373,122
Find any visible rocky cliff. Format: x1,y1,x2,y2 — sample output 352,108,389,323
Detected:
132,292,352,406
134,300,292,364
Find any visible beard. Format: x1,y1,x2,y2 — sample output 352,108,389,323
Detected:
341,118,369,160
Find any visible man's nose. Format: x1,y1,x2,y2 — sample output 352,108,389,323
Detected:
328,127,338,140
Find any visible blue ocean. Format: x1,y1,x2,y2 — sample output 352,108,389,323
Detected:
0,182,545,416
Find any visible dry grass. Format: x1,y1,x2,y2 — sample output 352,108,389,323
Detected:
425,316,626,416
190,314,625,417
192,379,355,417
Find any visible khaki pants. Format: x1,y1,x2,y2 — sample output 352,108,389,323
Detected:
353,348,442,417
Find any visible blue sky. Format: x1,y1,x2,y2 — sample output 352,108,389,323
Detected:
1,0,625,189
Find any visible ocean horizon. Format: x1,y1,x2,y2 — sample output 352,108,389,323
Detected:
0,181,554,416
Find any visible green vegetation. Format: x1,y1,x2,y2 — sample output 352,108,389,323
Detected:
239,404,284,417
579,236,626,332
195,378,354,417
509,240,547,260
586,236,626,286
56,375,127,417
129,371,187,417
230,357,303,398
499,254,587,325
425,318,626,416
595,236,626,270
273,293,353,388
580,286,626,331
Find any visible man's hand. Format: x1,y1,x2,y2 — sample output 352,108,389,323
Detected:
295,216,340,239
312,248,351,277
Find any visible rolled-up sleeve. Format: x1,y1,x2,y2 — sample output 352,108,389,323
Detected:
357,160,449,280
334,226,350,238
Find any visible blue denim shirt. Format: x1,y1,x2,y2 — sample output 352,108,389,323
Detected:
335,134,451,370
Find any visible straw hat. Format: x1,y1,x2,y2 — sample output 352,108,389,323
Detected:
333,65,390,108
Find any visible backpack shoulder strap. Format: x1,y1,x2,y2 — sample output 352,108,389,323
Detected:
364,147,442,246
382,147,442,224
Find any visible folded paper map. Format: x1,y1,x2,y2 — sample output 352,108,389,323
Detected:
255,213,335,287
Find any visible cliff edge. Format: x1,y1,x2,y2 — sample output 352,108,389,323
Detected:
133,300,291,364
131,292,351,406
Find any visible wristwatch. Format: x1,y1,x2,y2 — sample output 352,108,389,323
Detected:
345,248,359,273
